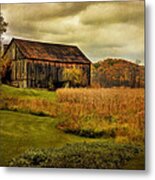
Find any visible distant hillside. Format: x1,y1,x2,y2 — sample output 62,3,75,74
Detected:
92,58,144,88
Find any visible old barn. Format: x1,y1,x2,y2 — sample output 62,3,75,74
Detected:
2,38,91,88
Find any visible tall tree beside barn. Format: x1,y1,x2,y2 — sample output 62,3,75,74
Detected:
0,13,8,57
0,13,8,84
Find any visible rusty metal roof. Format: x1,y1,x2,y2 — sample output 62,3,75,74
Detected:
10,38,91,64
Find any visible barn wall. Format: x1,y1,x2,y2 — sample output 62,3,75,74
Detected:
3,42,91,88
11,60,27,88
26,59,90,88
3,42,16,60
27,60,55,88
3,42,27,88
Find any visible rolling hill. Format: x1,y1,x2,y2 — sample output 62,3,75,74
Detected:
92,58,144,88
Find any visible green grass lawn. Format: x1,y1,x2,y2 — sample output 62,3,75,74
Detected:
0,84,56,101
0,110,110,166
0,110,144,169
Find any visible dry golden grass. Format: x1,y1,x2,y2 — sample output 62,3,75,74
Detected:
0,95,57,117
0,85,144,144
57,88,144,144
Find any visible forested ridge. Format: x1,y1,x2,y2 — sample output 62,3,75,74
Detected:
92,58,144,88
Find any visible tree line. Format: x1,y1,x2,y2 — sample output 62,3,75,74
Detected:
91,58,144,88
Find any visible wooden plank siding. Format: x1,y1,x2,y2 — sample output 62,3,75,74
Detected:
2,38,91,89
26,60,90,88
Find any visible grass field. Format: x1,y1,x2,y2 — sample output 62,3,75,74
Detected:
0,110,107,166
0,84,56,101
57,88,144,144
0,85,145,169
0,85,57,117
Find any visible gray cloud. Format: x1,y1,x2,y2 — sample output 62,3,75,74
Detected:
1,1,144,63
2,2,91,21
80,1,144,26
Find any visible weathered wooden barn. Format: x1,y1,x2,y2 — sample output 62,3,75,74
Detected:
2,38,91,88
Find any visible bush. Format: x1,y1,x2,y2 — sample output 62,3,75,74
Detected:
61,128,116,138
62,66,86,87
9,142,143,169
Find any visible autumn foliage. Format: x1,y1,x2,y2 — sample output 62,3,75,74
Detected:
92,58,144,88
62,66,87,87
0,57,12,84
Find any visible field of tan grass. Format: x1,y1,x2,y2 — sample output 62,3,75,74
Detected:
57,88,144,144
0,85,57,117
0,85,144,144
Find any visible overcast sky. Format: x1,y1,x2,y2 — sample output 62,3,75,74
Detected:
1,0,144,63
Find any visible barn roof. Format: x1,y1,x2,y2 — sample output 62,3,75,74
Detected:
4,38,91,64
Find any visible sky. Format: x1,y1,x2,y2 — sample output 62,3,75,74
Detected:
1,0,144,63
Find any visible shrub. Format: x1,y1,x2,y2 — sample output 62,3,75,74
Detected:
62,66,86,87
9,142,143,169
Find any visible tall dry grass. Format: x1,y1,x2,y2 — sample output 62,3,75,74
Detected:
0,85,144,144
57,88,144,144
0,95,57,117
